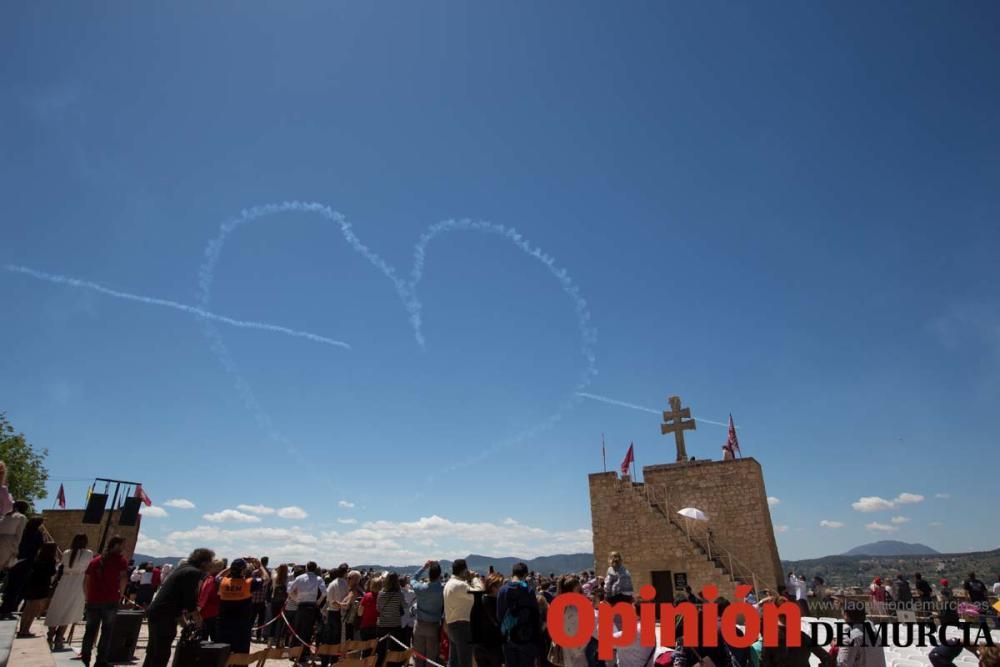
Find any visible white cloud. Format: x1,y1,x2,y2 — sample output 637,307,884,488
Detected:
146,514,593,565
929,521,943,527
338,500,355,509
852,496,895,512
774,524,789,533
865,522,898,533
890,516,911,524
277,506,308,520
142,506,169,518
852,492,925,512
136,533,170,556
236,504,276,515
167,525,222,542
934,493,950,499
164,499,195,509
767,497,781,507
819,520,844,529
337,518,358,525
203,509,261,523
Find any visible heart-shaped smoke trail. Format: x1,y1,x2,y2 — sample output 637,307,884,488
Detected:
196,201,598,467
3,202,601,472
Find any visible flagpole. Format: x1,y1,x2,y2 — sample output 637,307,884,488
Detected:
632,442,638,481
602,433,607,473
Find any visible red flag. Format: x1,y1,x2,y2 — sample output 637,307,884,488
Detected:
56,484,66,509
135,484,152,507
620,443,635,475
726,414,741,457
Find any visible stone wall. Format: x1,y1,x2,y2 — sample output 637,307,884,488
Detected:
642,458,783,589
589,471,739,601
41,509,141,558
589,457,783,600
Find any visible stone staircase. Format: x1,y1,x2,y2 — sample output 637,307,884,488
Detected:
618,479,760,597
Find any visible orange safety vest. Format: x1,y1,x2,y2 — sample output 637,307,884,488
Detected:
218,576,253,602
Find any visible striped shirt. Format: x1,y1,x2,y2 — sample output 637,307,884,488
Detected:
377,590,406,628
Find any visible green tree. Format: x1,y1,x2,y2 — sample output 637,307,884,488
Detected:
0,412,49,507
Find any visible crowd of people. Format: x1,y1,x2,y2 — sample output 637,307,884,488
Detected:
130,553,554,667
866,572,999,625
0,458,998,667
2,522,999,667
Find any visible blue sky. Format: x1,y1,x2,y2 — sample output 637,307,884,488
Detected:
1,2,998,563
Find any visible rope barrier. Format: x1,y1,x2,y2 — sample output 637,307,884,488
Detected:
387,632,447,667
278,612,396,657
250,614,281,632
280,611,319,653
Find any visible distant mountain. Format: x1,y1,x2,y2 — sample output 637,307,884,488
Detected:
133,553,184,566
134,552,596,574
843,541,940,556
357,553,595,575
467,553,595,575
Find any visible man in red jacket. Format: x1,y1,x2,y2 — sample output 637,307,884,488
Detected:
80,537,129,667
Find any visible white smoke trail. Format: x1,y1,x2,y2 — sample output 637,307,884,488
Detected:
197,202,406,310
409,219,598,476
196,203,599,468
576,391,736,428
5,264,351,350
409,219,598,391
195,202,414,461
576,392,660,415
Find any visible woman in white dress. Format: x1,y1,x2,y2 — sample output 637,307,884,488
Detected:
45,533,92,651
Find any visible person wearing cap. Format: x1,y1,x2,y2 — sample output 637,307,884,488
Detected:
937,579,959,626
869,577,888,617
216,557,270,654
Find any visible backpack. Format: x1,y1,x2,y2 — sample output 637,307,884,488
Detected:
500,584,538,645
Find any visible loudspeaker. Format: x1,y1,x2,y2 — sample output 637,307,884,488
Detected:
118,496,142,526
82,493,108,524
107,610,144,663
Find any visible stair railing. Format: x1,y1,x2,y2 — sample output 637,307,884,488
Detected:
624,478,763,594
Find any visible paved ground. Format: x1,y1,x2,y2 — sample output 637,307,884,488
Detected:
0,619,15,667
11,617,292,667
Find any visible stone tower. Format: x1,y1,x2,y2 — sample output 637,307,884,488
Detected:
589,398,783,602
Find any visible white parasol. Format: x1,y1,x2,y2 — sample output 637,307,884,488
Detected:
677,507,708,521
677,507,708,540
